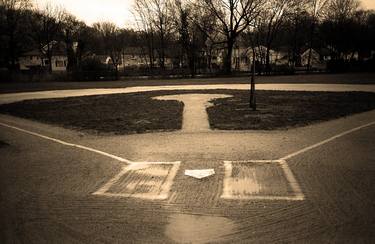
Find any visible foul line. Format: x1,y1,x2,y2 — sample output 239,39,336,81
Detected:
2,120,374,201
221,121,375,201
280,121,375,160
0,121,181,200
0,122,132,164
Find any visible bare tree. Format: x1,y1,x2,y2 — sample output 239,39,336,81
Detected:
32,3,64,73
189,4,219,72
0,0,31,70
327,0,360,21
197,0,265,74
61,12,82,71
243,14,264,110
133,0,156,70
261,0,297,73
171,0,206,76
288,0,309,68
133,0,173,71
93,22,122,79
306,0,330,71
320,0,362,60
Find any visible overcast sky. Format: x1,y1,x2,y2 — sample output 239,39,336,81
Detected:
34,0,375,28
34,0,134,28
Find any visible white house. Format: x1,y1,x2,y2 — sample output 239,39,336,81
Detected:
121,47,149,68
301,48,325,69
19,43,68,72
232,45,288,71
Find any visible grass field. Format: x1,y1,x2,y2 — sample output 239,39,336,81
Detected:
208,90,375,130
0,90,374,134
0,93,183,134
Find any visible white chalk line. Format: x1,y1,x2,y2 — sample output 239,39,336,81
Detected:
0,121,181,200
2,120,374,201
280,121,375,160
222,121,375,201
0,122,132,163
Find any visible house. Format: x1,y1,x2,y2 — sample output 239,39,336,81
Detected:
19,42,68,72
119,47,181,70
95,55,114,66
19,50,44,71
121,47,148,68
231,45,288,71
301,48,325,69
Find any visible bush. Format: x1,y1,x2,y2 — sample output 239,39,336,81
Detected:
327,59,375,73
80,57,108,71
70,57,117,81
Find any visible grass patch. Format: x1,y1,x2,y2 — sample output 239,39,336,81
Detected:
0,90,374,134
208,90,375,130
0,92,184,134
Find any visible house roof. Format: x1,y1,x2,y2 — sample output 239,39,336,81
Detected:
301,47,332,57
22,41,67,57
22,49,42,57
49,42,66,56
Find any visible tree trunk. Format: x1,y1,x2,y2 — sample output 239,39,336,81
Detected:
307,20,316,72
9,33,17,71
188,51,196,77
147,32,155,73
250,47,256,110
159,26,166,70
47,48,53,74
115,65,119,80
225,39,234,74
266,45,271,74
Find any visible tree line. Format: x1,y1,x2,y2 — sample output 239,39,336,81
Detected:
1,0,374,78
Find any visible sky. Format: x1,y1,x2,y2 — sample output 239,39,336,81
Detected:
34,0,135,28
34,0,375,28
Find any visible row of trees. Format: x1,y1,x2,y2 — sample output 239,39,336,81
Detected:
1,0,375,77
0,0,138,76
133,0,375,75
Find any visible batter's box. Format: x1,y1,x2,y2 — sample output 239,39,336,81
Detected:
93,162,180,200
221,160,304,201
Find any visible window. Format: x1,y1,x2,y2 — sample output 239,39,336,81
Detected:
55,60,65,67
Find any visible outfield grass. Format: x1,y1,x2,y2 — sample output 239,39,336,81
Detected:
208,90,375,130
0,90,374,134
0,93,184,134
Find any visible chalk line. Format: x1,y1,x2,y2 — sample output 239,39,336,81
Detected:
280,121,375,160
0,122,132,163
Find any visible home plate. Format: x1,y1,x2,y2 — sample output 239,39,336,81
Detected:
185,169,215,179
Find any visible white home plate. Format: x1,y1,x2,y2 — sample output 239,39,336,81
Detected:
93,162,180,200
185,169,215,179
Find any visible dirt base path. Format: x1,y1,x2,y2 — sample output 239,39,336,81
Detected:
154,94,232,132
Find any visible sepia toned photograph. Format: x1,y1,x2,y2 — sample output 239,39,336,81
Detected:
0,0,375,243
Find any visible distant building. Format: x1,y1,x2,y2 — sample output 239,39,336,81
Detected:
301,48,326,69
231,45,289,71
19,42,68,72
121,47,148,68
